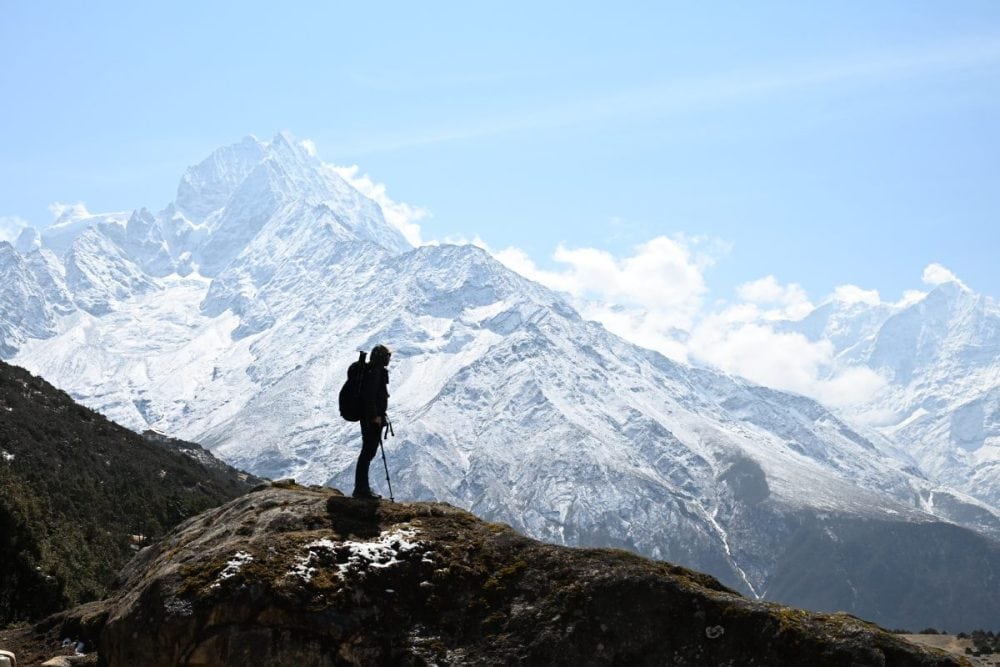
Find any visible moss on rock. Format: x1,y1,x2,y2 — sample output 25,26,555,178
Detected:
13,485,965,666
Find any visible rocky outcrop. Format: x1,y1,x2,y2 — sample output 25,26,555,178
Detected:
21,483,964,666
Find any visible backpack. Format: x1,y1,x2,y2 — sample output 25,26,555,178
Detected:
338,351,367,421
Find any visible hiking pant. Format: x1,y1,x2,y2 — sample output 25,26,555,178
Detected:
354,419,382,492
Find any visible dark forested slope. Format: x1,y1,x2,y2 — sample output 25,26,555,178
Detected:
0,360,258,624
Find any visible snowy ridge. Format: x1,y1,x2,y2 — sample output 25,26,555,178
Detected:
780,281,1000,508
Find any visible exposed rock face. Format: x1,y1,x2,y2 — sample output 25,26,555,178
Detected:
40,484,963,666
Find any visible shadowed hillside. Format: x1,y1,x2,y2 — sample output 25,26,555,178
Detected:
0,360,259,625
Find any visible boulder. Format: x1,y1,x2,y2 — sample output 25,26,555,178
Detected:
19,485,971,665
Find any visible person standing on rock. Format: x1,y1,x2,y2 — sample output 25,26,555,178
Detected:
353,344,391,499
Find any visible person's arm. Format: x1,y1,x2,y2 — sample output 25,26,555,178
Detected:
361,368,380,423
377,369,389,419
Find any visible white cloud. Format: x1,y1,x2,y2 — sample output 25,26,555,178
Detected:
492,245,562,286
488,235,714,362
565,236,710,328
738,275,790,303
490,238,891,404
687,313,888,408
894,289,927,308
715,302,766,324
47,202,91,221
329,164,429,247
736,275,813,320
690,318,831,388
578,302,691,362
832,284,881,306
299,139,318,156
493,235,711,336
686,275,890,407
922,262,966,288
811,365,889,410
0,216,28,244
496,230,1000,413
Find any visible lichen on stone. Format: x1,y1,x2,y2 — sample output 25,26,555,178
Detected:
163,597,193,617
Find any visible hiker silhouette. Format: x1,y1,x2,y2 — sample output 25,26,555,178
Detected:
352,344,391,499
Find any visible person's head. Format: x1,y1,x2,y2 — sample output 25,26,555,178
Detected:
370,344,391,367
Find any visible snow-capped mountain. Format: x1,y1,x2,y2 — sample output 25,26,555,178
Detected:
5,133,1000,629
780,283,1000,508
38,204,131,258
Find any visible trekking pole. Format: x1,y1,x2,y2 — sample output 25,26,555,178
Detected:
379,417,395,502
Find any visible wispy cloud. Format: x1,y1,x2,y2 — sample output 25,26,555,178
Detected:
0,216,28,244
47,202,91,221
489,235,720,362
344,36,1000,154
328,163,430,247
299,139,318,156
831,284,882,306
923,262,967,289
736,275,814,321
346,67,541,92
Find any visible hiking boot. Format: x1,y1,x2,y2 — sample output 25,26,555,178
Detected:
352,488,382,500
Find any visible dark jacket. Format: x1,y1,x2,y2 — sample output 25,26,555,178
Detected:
361,364,389,420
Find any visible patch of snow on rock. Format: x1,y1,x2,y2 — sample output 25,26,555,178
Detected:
288,527,423,584
336,527,422,578
211,550,254,588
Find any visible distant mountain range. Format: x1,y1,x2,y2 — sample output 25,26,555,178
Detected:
3,132,999,629
779,283,1000,508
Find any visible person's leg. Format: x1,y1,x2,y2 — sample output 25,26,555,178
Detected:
353,420,380,495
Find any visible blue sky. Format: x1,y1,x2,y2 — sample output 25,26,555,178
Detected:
2,1,998,306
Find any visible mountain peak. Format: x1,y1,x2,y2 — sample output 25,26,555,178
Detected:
188,133,411,275
265,130,312,166
13,226,40,254
39,207,130,257
127,206,156,226
270,129,299,149
924,279,972,302
174,137,267,223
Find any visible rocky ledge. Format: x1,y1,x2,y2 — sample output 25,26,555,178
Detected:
3,483,968,666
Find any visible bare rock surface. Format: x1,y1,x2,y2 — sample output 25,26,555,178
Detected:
4,484,970,666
